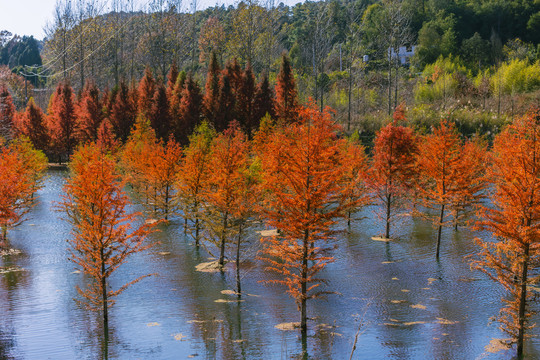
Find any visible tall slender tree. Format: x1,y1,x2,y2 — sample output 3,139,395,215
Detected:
0,86,15,140
258,104,361,343
471,109,540,359
274,53,299,124
60,143,154,352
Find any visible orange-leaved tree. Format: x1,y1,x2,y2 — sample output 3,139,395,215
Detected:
203,122,250,269
75,80,103,144
59,143,154,344
471,109,540,359
0,137,45,245
367,105,417,239
176,121,215,245
47,82,77,162
274,53,299,124
417,120,487,259
340,132,371,227
258,104,360,337
0,144,31,244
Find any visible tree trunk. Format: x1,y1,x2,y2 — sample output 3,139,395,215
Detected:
301,228,309,336
436,203,445,260
236,223,243,297
219,211,229,268
100,248,109,349
385,193,391,239
517,242,530,359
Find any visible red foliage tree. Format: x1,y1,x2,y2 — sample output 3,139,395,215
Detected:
149,82,171,140
76,80,103,143
258,104,360,336
60,143,154,344
47,82,77,162
202,52,221,126
17,98,49,152
176,121,215,245
0,138,46,244
253,73,275,124
203,122,250,268
214,73,236,132
236,64,257,138
367,108,417,239
137,66,156,119
0,86,15,140
166,63,179,100
174,75,202,145
109,80,137,143
417,120,487,259
274,53,299,124
471,109,540,359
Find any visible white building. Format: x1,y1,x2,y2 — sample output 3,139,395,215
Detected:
388,46,416,65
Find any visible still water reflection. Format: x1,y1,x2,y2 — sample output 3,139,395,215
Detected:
1,170,539,359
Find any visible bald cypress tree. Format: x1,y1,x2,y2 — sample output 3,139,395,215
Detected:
202,52,221,125
138,66,156,119
274,54,299,124
149,82,171,140
109,80,137,143
0,86,15,141
174,75,202,145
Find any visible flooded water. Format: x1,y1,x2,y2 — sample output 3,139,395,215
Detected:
1,169,539,359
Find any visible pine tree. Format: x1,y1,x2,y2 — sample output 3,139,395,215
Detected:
215,74,236,132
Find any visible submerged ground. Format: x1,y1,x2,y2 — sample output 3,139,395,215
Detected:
1,169,538,359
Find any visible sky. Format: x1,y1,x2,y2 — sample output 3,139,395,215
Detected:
0,0,300,41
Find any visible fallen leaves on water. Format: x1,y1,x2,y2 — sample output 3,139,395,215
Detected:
214,299,244,303
485,338,512,353
410,304,427,310
436,317,459,325
275,322,301,331
173,333,187,341
371,237,392,242
0,248,22,256
147,322,160,327
0,266,26,274
195,261,222,273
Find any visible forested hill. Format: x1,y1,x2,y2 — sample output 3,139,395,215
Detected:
7,0,538,89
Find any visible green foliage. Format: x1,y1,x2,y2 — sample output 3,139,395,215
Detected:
492,59,540,95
